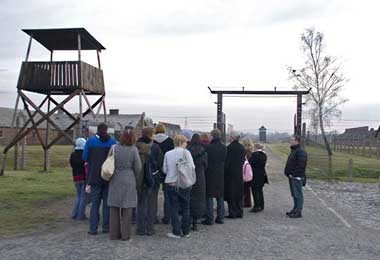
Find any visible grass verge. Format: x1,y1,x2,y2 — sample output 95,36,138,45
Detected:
268,142,380,183
0,169,74,237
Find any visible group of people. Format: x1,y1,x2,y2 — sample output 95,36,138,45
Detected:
69,122,307,241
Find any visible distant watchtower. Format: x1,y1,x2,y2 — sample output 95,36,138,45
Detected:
259,126,267,143
1,28,107,175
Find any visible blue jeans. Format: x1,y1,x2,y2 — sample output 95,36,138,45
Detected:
72,181,87,220
89,183,110,233
163,184,171,222
166,186,191,236
206,197,225,222
289,177,304,210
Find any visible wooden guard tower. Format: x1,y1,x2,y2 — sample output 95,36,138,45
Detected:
0,28,107,175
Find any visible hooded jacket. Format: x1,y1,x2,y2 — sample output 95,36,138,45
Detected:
83,134,117,185
154,133,174,154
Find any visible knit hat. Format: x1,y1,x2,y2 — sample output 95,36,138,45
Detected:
75,138,87,150
181,129,193,141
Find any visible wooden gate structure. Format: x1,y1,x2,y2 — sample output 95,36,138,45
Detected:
208,87,310,142
0,28,107,175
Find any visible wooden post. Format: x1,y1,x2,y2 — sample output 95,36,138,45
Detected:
222,112,226,143
79,91,83,137
77,33,81,62
20,135,26,170
25,35,32,62
348,158,353,182
296,94,302,137
1,94,20,176
13,115,20,170
97,50,101,69
102,96,107,122
43,96,51,172
216,93,223,132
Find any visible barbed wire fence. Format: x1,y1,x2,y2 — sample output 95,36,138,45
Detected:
305,129,380,182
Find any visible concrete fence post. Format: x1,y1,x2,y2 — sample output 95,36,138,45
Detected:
348,158,353,182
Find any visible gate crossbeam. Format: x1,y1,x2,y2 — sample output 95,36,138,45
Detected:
208,87,310,142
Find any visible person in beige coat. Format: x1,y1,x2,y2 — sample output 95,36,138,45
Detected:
108,129,142,240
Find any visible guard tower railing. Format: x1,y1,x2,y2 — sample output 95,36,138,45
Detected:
17,60,104,95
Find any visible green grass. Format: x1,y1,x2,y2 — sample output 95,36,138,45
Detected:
0,169,74,236
1,145,73,171
268,142,380,183
0,145,75,236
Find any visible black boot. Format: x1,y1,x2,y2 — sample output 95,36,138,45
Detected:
288,209,302,218
250,207,262,213
201,219,213,225
286,208,296,216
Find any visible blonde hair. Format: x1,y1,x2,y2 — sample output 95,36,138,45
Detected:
241,137,254,154
155,123,166,134
174,135,188,147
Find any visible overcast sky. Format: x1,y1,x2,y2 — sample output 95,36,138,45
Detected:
0,0,379,133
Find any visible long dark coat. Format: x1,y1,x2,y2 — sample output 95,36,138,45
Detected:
205,138,227,198
249,150,268,189
187,143,208,218
224,140,246,202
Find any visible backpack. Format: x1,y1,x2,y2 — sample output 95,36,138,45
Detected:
176,149,196,189
243,158,253,182
144,143,162,188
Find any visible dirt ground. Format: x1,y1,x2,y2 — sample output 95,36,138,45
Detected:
0,148,379,260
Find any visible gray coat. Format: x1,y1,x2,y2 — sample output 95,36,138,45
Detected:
108,144,142,208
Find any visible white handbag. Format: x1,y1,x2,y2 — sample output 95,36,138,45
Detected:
101,145,115,181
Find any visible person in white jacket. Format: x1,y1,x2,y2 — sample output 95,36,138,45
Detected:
163,135,195,239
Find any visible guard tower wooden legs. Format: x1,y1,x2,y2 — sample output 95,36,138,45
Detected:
0,95,21,176
0,90,106,175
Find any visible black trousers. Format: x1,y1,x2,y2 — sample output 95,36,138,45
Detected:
227,198,243,217
243,182,252,208
252,187,264,209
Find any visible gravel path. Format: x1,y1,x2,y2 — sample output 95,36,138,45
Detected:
1,149,379,260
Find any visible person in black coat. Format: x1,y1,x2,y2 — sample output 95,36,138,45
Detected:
153,123,175,224
187,134,208,231
202,129,227,225
224,132,246,219
249,143,268,213
284,135,308,218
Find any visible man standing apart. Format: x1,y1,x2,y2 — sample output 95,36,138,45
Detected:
224,131,246,219
83,123,117,235
284,135,308,218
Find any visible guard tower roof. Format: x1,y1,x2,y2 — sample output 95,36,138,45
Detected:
22,28,106,51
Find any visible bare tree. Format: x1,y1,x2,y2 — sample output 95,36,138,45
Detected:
289,28,348,156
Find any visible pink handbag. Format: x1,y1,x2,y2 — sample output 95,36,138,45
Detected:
243,158,253,182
